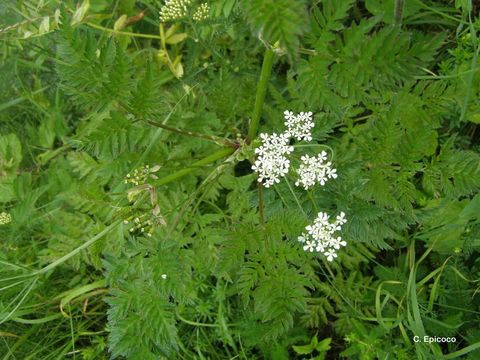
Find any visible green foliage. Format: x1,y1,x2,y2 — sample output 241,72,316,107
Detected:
243,0,308,56
1,1,480,359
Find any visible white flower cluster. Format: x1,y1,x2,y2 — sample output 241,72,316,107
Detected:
295,151,337,190
252,110,315,188
284,110,314,142
251,133,293,188
251,110,347,261
159,0,193,22
0,211,12,225
298,212,347,261
192,3,209,21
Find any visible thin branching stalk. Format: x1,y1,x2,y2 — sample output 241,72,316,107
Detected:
284,177,307,217
36,220,122,276
86,22,163,40
143,119,235,147
153,148,235,187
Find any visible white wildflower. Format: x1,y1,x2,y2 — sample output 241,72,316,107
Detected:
298,211,347,262
284,110,314,142
251,132,294,188
0,212,12,225
295,151,337,190
303,240,316,252
161,274,167,279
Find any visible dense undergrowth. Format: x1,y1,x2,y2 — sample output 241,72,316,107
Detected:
1,0,480,359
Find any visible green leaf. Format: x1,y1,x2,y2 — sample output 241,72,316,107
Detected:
243,0,307,57
292,343,315,355
0,133,22,175
365,0,422,24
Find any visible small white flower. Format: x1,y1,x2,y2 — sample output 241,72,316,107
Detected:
283,110,314,142
161,274,167,279
336,212,347,225
303,240,316,252
330,236,347,250
298,234,307,243
326,166,337,179
324,250,337,262
295,153,337,190
298,211,347,262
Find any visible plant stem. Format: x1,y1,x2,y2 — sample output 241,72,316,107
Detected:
35,220,122,275
284,178,307,217
394,0,405,26
86,22,163,40
176,311,238,328
258,182,264,225
247,48,275,143
307,191,319,213
153,148,235,187
143,119,235,147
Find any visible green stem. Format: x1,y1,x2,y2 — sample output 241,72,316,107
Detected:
153,148,235,187
142,119,235,147
460,17,480,123
293,144,336,160
1,221,122,284
307,191,319,213
86,22,163,40
247,48,275,143
394,0,404,26
176,310,238,328
410,0,468,25
258,182,264,225
35,220,122,275
284,178,307,217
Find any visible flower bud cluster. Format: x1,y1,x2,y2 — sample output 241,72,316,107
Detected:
298,212,347,261
192,3,210,21
123,214,154,237
295,152,337,190
124,165,160,186
160,0,193,22
159,0,210,22
0,211,12,225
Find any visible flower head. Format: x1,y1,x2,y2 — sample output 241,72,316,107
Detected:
0,212,12,225
295,152,337,190
125,165,160,186
159,0,209,22
297,211,347,261
159,0,194,22
192,3,209,21
284,110,314,142
251,132,294,188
